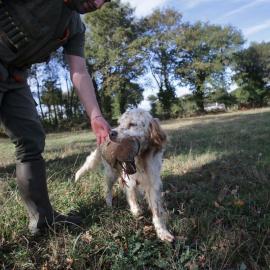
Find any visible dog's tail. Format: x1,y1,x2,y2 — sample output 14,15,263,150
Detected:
75,148,102,181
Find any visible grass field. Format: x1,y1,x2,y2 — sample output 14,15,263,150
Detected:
0,108,270,269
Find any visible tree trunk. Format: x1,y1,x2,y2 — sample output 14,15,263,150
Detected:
194,86,205,112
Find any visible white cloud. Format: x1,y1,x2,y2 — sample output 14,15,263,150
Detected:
183,0,220,9
122,0,170,17
219,0,270,19
244,19,270,35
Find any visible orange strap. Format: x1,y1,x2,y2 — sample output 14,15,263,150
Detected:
58,27,69,41
13,75,23,82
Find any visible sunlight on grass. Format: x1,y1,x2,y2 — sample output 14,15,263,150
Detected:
164,151,219,176
0,108,270,269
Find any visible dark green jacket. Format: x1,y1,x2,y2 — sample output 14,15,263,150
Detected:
0,0,85,70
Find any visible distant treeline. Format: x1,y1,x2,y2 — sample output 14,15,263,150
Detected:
27,0,270,132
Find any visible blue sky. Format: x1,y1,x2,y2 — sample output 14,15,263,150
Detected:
123,0,270,46
121,0,270,109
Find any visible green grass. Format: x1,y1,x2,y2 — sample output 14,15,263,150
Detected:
0,108,270,269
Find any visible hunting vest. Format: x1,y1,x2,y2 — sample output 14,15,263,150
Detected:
0,0,85,73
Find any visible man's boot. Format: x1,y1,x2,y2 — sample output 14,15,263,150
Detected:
16,159,83,233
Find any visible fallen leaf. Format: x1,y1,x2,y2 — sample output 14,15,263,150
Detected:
218,186,229,203
231,186,239,197
169,183,178,192
214,202,225,209
162,190,170,197
190,218,196,228
189,260,198,270
198,255,205,262
143,226,154,233
175,236,187,242
41,261,48,270
234,200,245,206
218,166,232,170
82,231,93,243
66,258,74,265
215,219,224,225
143,226,155,239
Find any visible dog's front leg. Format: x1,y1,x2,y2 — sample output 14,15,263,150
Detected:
125,180,142,216
103,160,118,207
145,179,174,242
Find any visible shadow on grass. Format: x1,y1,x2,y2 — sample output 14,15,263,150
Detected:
1,109,270,225
0,110,270,268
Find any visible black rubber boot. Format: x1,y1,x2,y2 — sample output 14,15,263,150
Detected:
16,159,83,233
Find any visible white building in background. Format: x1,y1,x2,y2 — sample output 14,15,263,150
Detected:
204,102,226,112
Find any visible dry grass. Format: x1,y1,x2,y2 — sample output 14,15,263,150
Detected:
0,108,270,269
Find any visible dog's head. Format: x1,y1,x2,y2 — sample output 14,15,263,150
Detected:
109,108,168,155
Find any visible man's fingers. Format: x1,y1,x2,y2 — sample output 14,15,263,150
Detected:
100,136,107,145
97,136,107,146
97,136,101,147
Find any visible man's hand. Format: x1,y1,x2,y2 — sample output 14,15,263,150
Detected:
91,116,111,146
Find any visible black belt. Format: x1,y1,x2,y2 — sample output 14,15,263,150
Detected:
0,25,18,54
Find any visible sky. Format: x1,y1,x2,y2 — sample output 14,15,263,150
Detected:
121,0,270,110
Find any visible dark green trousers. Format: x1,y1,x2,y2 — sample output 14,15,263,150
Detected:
0,67,46,162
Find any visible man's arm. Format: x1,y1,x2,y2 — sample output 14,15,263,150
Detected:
66,54,110,146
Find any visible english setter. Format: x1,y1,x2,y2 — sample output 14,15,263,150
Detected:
75,108,174,242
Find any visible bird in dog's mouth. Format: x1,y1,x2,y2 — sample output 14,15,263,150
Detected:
100,137,140,186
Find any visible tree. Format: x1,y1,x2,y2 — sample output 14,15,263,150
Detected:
41,78,63,126
178,94,198,115
28,50,68,125
55,50,79,119
205,88,237,109
176,22,244,112
147,94,158,117
84,0,145,119
141,8,183,118
232,42,270,106
28,64,46,121
230,87,250,105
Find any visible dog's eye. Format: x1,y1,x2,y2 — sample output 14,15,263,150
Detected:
128,123,137,128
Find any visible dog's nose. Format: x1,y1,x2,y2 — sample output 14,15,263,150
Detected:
109,130,118,140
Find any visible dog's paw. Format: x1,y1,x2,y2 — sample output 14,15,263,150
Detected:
156,228,174,242
130,206,142,216
106,191,113,207
75,171,80,182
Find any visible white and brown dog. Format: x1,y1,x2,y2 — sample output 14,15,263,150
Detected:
75,108,174,242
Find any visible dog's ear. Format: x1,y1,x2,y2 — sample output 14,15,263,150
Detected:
150,118,168,154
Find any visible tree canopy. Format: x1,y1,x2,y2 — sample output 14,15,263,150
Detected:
141,8,183,118
26,1,268,132
83,0,145,119
176,21,244,111
232,42,270,106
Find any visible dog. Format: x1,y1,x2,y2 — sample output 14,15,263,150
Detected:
75,108,174,242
